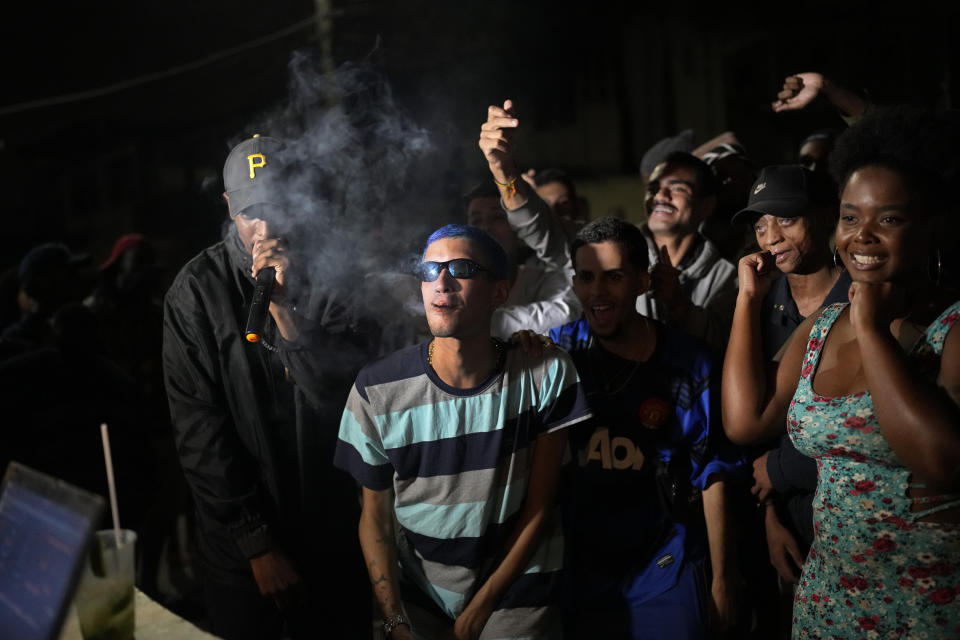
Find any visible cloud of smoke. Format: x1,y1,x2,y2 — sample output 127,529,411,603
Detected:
232,52,447,340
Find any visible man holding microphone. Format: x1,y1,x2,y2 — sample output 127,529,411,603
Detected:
163,135,369,639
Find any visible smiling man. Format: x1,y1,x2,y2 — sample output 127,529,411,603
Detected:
549,217,745,640
639,151,738,350
334,224,591,640
479,103,736,351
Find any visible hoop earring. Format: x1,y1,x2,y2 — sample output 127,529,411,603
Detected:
928,248,942,285
833,248,845,271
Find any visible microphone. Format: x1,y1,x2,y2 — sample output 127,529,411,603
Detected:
244,266,276,343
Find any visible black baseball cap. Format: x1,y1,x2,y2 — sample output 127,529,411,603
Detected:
223,135,286,217
640,129,694,175
731,165,836,226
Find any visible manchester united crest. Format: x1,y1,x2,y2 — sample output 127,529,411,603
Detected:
638,397,670,429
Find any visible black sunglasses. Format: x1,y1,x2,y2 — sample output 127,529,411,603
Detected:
417,258,489,282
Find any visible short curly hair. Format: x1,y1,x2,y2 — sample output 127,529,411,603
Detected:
829,106,959,218
571,217,649,272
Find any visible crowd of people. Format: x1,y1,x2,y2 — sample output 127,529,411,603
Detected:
2,71,959,640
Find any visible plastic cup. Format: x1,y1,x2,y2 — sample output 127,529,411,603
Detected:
73,529,136,640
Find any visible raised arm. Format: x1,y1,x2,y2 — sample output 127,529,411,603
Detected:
453,428,568,640
479,99,527,211
478,99,573,273
772,72,867,120
249,239,371,413
722,251,809,444
850,285,960,489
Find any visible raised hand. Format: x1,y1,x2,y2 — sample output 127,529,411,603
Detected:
848,281,906,333
521,167,537,188
647,245,682,306
772,72,825,113
479,100,520,183
737,251,777,301
252,237,291,302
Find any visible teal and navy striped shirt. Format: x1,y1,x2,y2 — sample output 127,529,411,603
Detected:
335,339,591,638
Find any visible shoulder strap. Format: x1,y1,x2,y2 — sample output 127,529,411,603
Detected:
906,487,960,519
802,303,847,372
922,300,960,355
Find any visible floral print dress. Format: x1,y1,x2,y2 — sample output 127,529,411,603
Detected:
788,302,960,640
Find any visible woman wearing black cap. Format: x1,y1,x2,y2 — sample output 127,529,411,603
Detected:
722,107,960,639
723,164,848,636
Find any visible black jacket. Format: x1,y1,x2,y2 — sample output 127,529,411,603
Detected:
162,226,362,584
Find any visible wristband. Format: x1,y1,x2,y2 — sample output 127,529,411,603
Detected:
494,175,519,199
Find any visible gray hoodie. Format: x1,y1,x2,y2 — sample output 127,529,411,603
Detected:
635,225,737,351
504,191,737,351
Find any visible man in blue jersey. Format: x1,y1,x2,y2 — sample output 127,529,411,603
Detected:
334,224,591,640
549,217,744,639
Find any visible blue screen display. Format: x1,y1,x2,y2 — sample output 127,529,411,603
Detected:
0,482,91,640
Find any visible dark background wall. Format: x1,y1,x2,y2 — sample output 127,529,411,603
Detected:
2,0,957,281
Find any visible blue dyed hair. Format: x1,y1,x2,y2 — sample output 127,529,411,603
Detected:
422,224,509,280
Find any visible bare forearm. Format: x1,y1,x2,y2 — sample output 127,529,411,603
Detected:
466,431,566,614
470,505,549,613
703,478,735,581
820,76,867,118
722,295,771,443
858,327,960,487
359,512,404,618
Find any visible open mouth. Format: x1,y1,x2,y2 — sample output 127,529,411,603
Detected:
650,204,676,218
849,253,886,268
587,302,616,325
772,250,792,265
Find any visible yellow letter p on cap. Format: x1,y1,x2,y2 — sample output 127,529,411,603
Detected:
247,153,266,179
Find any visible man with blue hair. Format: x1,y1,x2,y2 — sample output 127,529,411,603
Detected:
334,224,591,639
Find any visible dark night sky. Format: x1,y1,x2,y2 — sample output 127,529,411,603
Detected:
1,1,958,274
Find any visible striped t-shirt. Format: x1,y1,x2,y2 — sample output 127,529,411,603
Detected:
334,339,591,638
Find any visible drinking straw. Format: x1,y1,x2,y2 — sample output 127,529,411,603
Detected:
99,423,123,547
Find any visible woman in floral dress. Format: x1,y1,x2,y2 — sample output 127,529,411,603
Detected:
722,107,960,639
